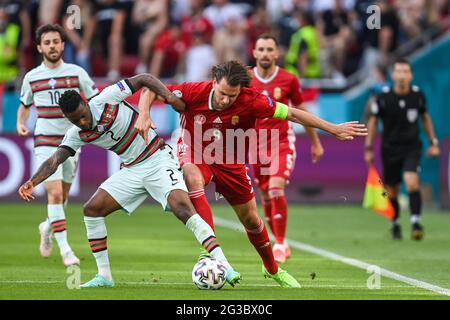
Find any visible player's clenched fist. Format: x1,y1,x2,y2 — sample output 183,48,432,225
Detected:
18,181,35,202
17,123,29,136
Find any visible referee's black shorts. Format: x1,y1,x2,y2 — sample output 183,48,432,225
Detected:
381,143,422,186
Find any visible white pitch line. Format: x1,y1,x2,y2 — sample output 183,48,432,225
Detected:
214,217,450,297
0,280,410,289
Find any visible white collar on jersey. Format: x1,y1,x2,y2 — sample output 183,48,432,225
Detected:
208,88,215,110
253,66,279,84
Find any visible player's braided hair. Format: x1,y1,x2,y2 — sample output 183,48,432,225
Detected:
35,24,67,44
211,60,252,88
59,90,83,114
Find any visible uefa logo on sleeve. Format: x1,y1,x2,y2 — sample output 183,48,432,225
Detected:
173,90,183,98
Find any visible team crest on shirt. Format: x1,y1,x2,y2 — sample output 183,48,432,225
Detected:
65,78,72,87
274,87,282,100
231,115,239,126
96,124,106,132
48,78,57,89
407,109,418,123
194,114,206,124
262,90,269,96
399,99,406,108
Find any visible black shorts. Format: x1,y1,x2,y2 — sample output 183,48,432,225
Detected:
381,144,421,186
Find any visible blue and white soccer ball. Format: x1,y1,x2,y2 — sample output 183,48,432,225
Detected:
192,258,227,290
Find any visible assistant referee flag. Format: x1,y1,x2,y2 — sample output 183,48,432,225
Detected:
363,165,395,220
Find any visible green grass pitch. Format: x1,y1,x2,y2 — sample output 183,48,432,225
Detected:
0,203,449,300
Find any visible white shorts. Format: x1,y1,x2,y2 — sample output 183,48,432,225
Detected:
99,146,188,213
34,146,80,184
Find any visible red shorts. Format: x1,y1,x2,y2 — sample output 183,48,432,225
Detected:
193,163,255,206
251,143,296,191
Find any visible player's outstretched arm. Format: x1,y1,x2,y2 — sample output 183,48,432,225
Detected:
285,107,368,141
18,148,72,202
296,103,324,163
127,73,185,112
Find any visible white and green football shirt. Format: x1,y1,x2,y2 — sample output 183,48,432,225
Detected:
60,80,165,166
20,61,99,148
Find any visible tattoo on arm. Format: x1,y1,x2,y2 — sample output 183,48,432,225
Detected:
30,148,71,186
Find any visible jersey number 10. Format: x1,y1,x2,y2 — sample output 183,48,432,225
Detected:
48,91,61,105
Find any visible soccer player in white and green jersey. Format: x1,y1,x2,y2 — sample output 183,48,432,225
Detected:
18,74,241,288
16,24,99,267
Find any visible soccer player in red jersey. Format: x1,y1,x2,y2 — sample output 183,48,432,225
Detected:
136,61,367,287
250,34,324,263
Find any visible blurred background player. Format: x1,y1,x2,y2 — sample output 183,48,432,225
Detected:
250,33,324,263
18,74,240,288
137,61,367,288
16,24,99,266
364,58,440,240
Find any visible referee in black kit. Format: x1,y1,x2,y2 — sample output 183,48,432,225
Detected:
364,58,440,240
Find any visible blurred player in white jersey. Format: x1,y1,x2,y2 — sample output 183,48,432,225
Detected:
16,24,99,266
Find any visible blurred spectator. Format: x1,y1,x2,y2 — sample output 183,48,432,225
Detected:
203,0,246,31
317,0,353,78
92,0,127,82
149,24,189,79
38,0,63,25
311,0,355,13
133,0,169,74
0,4,20,83
62,0,95,73
0,0,31,75
285,10,321,78
181,0,214,46
171,0,191,24
247,5,272,65
213,14,248,64
184,28,216,82
275,0,312,56
358,0,400,81
266,0,297,23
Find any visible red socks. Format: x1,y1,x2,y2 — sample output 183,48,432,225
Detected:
269,187,288,244
188,189,215,231
245,218,278,274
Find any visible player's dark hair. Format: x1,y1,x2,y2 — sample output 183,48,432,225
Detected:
393,57,412,69
211,60,252,88
59,90,83,114
35,24,67,44
256,33,279,47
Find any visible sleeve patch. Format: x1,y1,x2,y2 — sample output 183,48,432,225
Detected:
117,81,126,91
265,95,274,107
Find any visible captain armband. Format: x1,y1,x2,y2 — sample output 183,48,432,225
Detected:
273,102,289,120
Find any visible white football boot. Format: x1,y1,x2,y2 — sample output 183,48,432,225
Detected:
38,221,53,258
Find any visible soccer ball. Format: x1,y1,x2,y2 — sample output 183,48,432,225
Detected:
192,258,227,290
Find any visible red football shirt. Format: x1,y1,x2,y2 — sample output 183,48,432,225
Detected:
250,66,303,142
166,81,278,166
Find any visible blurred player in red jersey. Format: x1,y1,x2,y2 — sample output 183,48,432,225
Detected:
136,61,367,287
250,34,324,263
